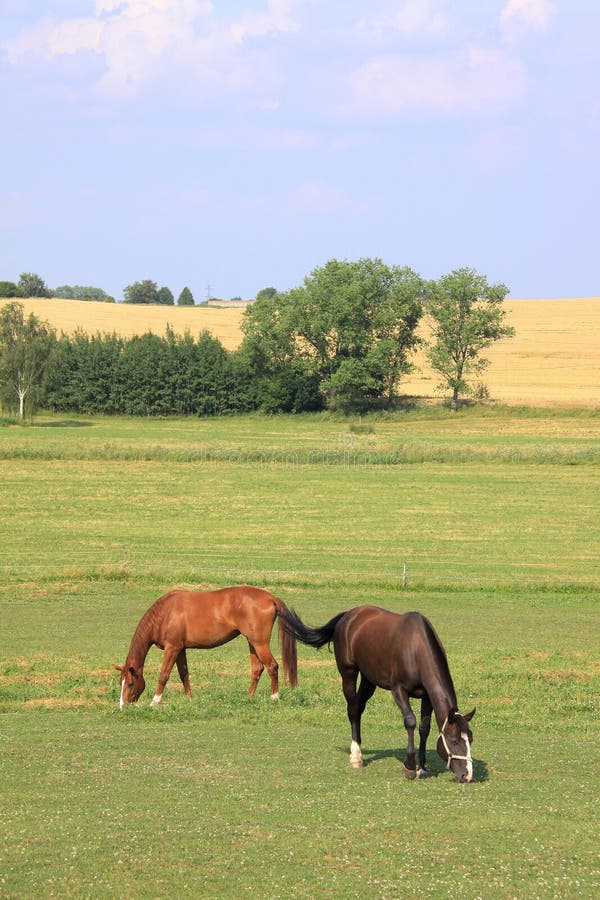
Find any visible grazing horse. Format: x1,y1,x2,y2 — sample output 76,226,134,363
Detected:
278,605,476,782
114,585,298,707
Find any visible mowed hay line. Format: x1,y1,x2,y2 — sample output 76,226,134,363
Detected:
3,297,246,351
4,295,599,405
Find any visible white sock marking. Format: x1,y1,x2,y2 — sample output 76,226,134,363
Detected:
350,740,363,767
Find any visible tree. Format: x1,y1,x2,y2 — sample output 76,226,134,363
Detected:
0,281,20,298
157,286,175,306
177,286,194,306
426,267,515,410
0,302,57,420
18,272,51,298
255,287,277,303
242,258,424,411
45,331,123,414
123,279,159,304
239,286,322,413
53,285,114,302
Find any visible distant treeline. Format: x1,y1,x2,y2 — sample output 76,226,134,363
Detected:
45,328,256,416
4,260,513,418
0,272,244,305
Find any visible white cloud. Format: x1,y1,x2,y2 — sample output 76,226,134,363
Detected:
230,0,299,44
500,0,557,33
2,0,298,98
357,0,448,39
347,47,527,116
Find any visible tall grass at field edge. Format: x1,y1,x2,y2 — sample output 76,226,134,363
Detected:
1,441,597,464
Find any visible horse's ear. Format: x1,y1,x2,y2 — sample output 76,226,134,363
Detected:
447,708,457,723
113,664,123,673
464,707,476,722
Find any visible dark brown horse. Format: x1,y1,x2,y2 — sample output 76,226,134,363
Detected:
115,585,298,707
278,605,476,782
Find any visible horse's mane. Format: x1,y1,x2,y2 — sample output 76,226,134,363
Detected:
126,593,169,665
420,614,458,706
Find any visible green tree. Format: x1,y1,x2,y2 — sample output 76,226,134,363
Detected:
0,301,57,420
177,286,195,306
0,281,20,298
239,285,321,413
426,267,515,410
111,332,166,413
53,285,114,302
45,331,124,414
255,287,277,303
123,280,159,304
242,258,424,411
157,286,175,306
18,272,51,298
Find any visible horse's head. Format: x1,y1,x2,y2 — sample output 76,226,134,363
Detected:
113,664,145,708
437,708,476,782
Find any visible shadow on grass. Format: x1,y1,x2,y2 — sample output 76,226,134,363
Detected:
339,745,489,782
36,420,94,428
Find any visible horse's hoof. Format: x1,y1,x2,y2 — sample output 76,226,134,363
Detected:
417,768,429,779
350,757,363,768
270,692,280,701
403,763,417,780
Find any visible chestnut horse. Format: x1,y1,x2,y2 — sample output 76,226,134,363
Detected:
279,605,476,782
115,585,297,707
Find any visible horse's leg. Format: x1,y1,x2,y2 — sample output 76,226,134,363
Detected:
151,645,180,705
391,686,418,779
417,695,433,778
176,649,192,698
248,641,279,700
354,675,376,766
341,666,374,768
247,642,265,697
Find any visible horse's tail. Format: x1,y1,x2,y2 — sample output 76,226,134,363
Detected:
275,604,346,652
272,597,298,688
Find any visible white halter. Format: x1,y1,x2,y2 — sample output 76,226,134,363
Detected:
439,716,472,771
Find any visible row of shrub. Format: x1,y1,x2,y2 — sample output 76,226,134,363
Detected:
45,329,256,416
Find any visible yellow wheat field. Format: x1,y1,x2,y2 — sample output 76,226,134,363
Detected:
404,298,600,407
3,295,599,406
1,297,247,351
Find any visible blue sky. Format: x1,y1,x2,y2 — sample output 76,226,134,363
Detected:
1,0,598,301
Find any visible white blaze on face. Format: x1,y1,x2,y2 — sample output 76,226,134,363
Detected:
119,677,126,709
462,731,473,782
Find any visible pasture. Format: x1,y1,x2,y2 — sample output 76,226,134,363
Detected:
5,294,600,406
1,409,599,898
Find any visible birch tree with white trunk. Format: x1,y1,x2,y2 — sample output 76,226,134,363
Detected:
0,302,56,420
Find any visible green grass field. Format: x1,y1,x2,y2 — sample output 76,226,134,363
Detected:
1,409,599,898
